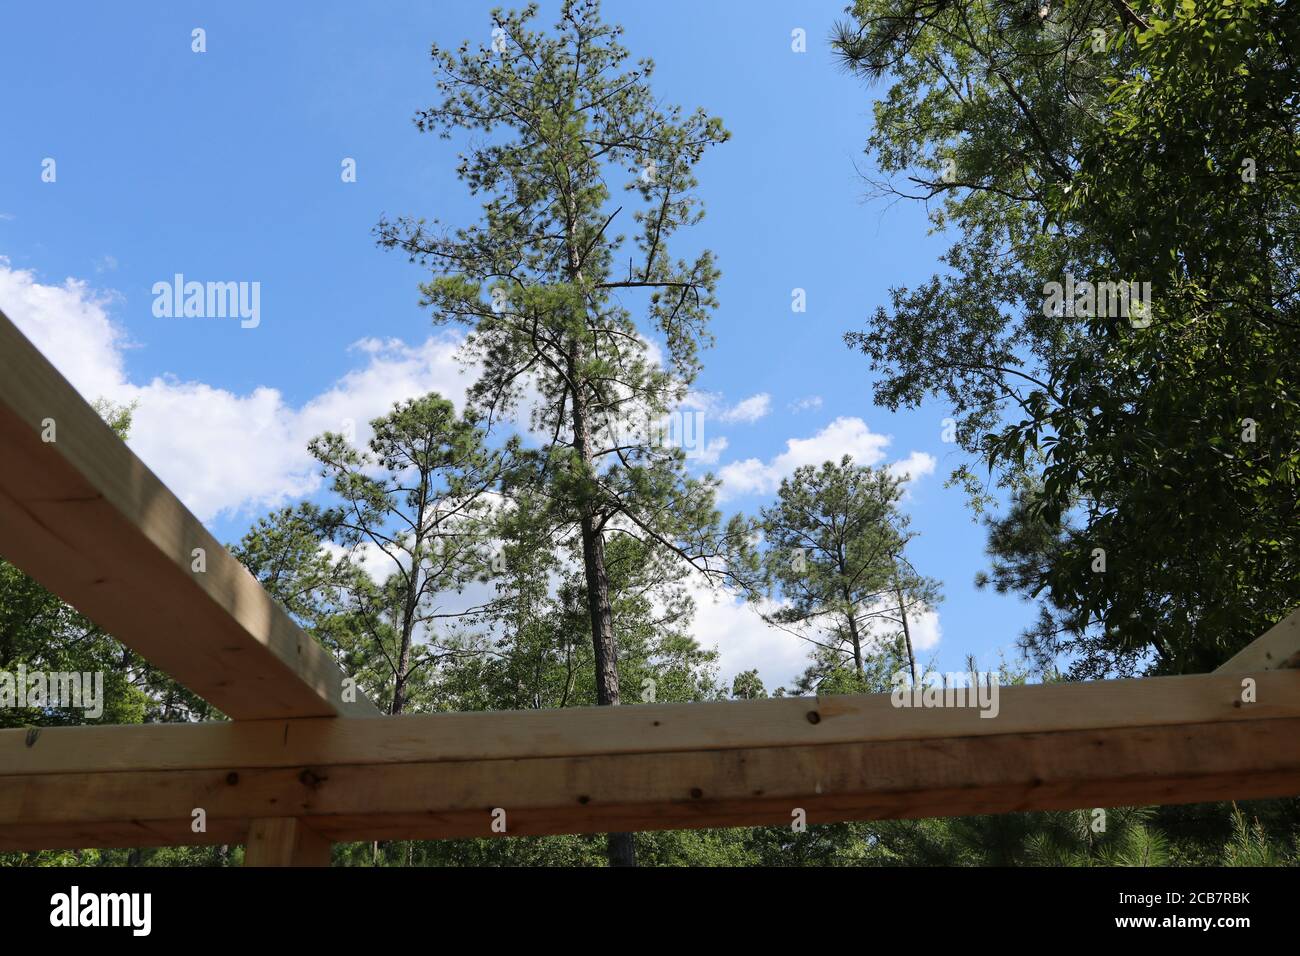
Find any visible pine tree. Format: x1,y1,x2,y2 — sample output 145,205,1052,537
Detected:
377,0,741,865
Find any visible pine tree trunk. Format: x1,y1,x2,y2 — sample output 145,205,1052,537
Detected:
562,184,635,866
843,587,863,675
579,513,635,866
391,539,423,716
392,634,412,716
579,511,621,706
896,578,918,684
570,352,635,867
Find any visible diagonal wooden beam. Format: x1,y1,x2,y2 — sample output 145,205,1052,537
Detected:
1216,607,1300,674
2,670,1298,851
0,308,377,719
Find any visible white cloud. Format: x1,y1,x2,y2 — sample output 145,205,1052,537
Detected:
718,416,926,499
683,575,943,692
682,390,772,425
788,395,822,413
719,392,771,424
888,450,937,482
0,261,128,400
0,260,471,522
321,539,401,584
909,608,943,651
694,435,729,466
861,599,943,653
682,577,809,691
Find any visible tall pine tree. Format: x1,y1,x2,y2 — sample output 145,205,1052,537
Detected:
377,0,743,865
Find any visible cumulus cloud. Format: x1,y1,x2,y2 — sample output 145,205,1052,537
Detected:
683,389,772,425
687,582,807,691
683,575,942,692
718,392,771,424
0,260,471,522
0,262,942,688
861,599,943,653
888,450,938,482
694,435,729,466
0,261,130,400
788,395,822,413
717,416,932,499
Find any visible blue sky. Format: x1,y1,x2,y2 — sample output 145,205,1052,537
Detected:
0,1,1039,688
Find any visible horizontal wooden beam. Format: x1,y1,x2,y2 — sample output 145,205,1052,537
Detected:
0,309,376,720
1217,607,1300,674
2,719,1298,851
2,671,1297,851
5,669,1297,775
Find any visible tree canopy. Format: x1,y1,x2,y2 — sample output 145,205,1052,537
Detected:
838,0,1300,677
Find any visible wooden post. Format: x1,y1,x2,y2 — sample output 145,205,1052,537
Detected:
244,818,332,867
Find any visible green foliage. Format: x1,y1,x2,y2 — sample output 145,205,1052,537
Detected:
375,1,749,670
236,395,508,715
730,668,767,699
758,456,940,681
376,1,744,863
839,0,1300,675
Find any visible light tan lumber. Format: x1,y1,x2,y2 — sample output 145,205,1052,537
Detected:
2,715,1299,851
4,669,1297,777
0,308,376,719
243,817,332,867
1216,607,1300,674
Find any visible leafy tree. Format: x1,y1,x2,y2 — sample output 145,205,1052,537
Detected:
376,0,745,865
837,0,1299,675
232,433,731,866
730,669,766,700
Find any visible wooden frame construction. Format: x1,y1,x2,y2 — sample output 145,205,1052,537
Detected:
1,307,1298,865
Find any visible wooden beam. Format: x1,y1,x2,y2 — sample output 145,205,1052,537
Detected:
244,818,332,867
0,309,376,719
1217,607,1300,674
2,672,1298,851
4,669,1300,776
2,718,1299,851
